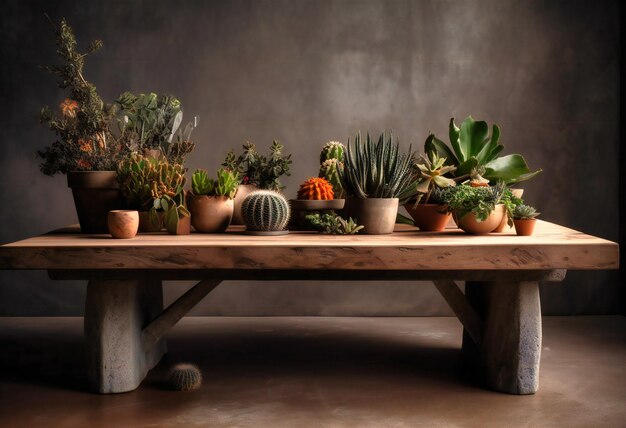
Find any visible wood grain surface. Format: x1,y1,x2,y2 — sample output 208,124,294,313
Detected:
0,221,618,271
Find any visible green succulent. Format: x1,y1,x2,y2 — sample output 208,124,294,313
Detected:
409,151,457,205
320,141,345,163
425,116,541,185
191,168,239,198
513,204,540,220
439,182,506,222
305,212,364,235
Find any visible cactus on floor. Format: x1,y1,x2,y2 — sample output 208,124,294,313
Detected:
241,190,290,232
168,363,202,391
297,177,334,200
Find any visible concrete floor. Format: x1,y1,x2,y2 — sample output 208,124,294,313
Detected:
0,316,624,428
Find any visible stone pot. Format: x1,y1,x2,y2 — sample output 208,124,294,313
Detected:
67,171,123,234
514,218,537,236
343,197,398,235
232,184,258,225
187,195,234,233
404,203,451,232
138,211,164,232
456,204,506,235
107,210,139,239
493,188,525,233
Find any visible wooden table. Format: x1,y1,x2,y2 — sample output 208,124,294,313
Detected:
0,221,618,395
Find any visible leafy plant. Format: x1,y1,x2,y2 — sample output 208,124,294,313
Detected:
222,141,292,190
190,168,239,198
439,182,506,222
424,116,541,185
339,131,416,199
513,204,540,220
38,17,123,175
500,188,524,226
305,212,364,235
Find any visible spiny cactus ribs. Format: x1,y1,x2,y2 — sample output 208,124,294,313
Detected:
319,158,343,198
320,141,345,163
241,190,290,232
297,177,334,200
168,363,202,391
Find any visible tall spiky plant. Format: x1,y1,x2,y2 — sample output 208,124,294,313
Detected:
339,131,416,199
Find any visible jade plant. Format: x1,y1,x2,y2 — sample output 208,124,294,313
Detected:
438,182,506,222
116,153,189,232
222,141,292,191
513,204,540,220
190,168,239,198
424,116,541,185
319,141,345,198
339,131,416,199
305,212,364,235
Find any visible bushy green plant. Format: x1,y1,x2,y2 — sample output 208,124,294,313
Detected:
500,188,524,226
191,168,239,198
438,182,506,222
222,141,292,190
513,204,540,220
38,17,123,175
305,212,364,235
339,131,416,199
425,116,541,185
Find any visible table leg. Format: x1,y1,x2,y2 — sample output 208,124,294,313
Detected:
463,280,542,395
84,279,167,393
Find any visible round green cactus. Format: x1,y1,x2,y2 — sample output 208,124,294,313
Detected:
241,190,290,232
319,141,345,163
319,158,344,198
168,363,202,391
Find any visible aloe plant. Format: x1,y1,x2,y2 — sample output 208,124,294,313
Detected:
339,131,416,199
424,116,541,185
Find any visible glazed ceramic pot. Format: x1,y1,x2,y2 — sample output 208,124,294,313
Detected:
232,184,258,225
107,210,139,239
187,195,234,233
493,188,525,233
456,204,506,235
404,203,451,232
343,197,398,235
514,218,537,236
67,171,123,233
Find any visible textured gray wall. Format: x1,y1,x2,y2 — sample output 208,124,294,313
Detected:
0,0,620,316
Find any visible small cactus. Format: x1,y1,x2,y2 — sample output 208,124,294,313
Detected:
319,158,344,198
297,177,334,200
320,141,345,163
241,190,290,232
168,363,202,391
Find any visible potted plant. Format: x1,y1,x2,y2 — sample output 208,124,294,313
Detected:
404,152,457,231
493,185,525,232
222,141,292,224
319,141,345,198
116,154,190,234
240,190,291,235
304,212,364,235
513,205,540,236
38,18,126,233
424,116,541,185
187,168,239,233
290,177,344,229
439,182,507,234
339,131,416,235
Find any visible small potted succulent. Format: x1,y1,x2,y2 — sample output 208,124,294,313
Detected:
38,18,126,233
513,205,540,236
116,154,190,234
187,168,239,233
440,182,507,234
318,141,345,198
222,141,292,224
305,212,364,235
339,131,416,234
240,190,291,235
290,177,343,229
404,152,457,231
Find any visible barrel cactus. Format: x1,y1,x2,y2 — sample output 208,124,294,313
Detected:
241,190,290,232
320,141,345,163
319,158,343,198
168,363,202,391
297,177,334,200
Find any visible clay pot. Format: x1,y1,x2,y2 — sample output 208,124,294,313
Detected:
171,215,191,235
232,184,258,225
187,195,234,233
514,218,537,236
456,204,506,235
67,171,123,234
404,204,451,232
138,211,164,232
107,210,139,239
343,197,398,235
493,188,525,233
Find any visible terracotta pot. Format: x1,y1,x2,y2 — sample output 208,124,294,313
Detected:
404,203,451,232
187,195,234,233
232,184,258,225
67,171,123,234
171,215,191,235
138,211,164,232
514,218,537,236
107,210,139,239
343,197,398,235
493,188,525,233
456,204,506,235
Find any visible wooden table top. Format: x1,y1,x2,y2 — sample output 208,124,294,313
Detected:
0,221,618,271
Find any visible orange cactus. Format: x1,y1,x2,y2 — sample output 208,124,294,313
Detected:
297,177,334,200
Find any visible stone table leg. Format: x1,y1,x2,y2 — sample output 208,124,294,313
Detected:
462,280,542,395
84,279,167,394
